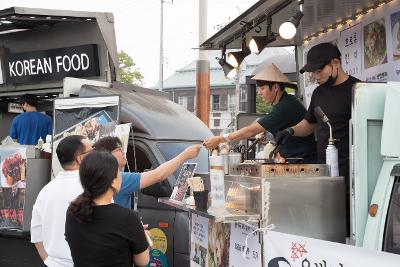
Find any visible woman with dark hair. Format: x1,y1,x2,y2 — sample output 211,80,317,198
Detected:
65,151,149,267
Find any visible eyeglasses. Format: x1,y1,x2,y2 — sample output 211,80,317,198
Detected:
112,147,124,154
79,149,93,156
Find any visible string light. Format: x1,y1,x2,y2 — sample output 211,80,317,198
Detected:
302,0,395,43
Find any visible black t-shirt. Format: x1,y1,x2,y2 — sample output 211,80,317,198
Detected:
305,76,360,175
65,204,148,267
258,92,316,162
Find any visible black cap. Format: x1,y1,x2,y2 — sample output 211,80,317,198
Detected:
300,42,341,74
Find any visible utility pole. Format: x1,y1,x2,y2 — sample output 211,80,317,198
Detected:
196,0,210,126
159,0,164,91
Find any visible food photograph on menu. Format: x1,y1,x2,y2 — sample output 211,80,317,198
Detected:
364,18,388,69
1,149,26,188
0,187,25,229
391,11,400,61
0,148,27,229
208,221,230,267
54,110,116,144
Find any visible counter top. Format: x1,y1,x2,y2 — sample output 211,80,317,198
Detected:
158,197,260,223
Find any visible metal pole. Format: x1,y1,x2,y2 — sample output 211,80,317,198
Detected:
159,0,164,91
235,68,241,117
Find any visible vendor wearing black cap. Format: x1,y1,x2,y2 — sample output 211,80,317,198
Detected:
275,42,360,234
203,63,316,163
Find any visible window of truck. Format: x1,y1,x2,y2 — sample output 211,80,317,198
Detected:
383,176,400,255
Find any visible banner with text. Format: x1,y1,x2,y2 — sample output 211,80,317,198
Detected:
2,44,99,84
264,231,400,267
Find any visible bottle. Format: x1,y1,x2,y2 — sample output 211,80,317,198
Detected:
326,139,339,177
37,137,44,149
208,150,226,210
263,141,275,160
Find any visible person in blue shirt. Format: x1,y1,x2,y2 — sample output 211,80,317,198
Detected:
10,94,52,145
93,136,201,209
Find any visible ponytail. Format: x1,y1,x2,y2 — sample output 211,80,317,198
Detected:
67,192,95,223
67,151,119,222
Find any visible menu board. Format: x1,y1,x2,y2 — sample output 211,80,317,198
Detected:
340,23,363,79
0,147,27,229
170,163,197,202
302,1,400,95
52,95,120,177
191,214,209,267
229,222,262,267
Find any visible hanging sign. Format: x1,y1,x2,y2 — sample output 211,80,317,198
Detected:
2,44,99,84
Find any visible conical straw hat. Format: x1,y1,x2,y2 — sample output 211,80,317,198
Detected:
252,63,291,84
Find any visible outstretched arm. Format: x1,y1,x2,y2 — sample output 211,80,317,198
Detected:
203,122,265,150
140,144,201,189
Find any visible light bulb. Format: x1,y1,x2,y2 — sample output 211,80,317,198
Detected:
279,21,297,39
249,38,259,54
226,53,239,67
226,68,237,79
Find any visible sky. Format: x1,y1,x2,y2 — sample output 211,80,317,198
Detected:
0,0,259,87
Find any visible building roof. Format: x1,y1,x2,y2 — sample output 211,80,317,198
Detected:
157,47,296,90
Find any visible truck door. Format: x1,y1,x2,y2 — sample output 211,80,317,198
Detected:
383,165,400,255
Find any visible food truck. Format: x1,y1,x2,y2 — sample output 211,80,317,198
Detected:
0,7,212,267
169,0,400,266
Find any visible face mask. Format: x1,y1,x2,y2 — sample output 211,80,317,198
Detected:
321,63,338,86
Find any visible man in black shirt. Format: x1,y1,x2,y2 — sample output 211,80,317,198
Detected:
276,42,360,235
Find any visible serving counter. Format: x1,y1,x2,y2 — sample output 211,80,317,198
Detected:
159,162,346,266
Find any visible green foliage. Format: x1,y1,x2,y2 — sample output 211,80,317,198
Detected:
118,51,144,86
256,95,273,114
256,87,295,114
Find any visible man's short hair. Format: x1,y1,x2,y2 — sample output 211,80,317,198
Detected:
255,80,285,91
93,136,122,152
20,94,38,107
56,135,85,168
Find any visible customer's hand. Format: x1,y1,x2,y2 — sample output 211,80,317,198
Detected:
203,136,224,150
275,127,294,146
182,144,201,159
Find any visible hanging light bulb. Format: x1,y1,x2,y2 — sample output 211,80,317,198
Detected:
279,10,304,40
219,58,237,79
248,15,276,54
226,39,250,67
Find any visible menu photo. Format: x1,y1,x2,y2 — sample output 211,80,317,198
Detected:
170,163,197,202
0,147,27,229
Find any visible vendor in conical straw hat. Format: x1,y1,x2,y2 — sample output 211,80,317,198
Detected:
203,63,316,163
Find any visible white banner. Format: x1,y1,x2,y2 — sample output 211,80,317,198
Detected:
229,222,262,267
264,231,400,267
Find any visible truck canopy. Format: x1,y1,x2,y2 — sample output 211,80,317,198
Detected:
200,0,379,49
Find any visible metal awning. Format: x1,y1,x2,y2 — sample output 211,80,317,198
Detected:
201,0,382,49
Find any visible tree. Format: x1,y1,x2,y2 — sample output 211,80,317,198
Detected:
256,95,273,114
118,51,144,86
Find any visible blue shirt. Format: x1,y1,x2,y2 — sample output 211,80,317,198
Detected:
114,172,141,209
10,112,52,145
